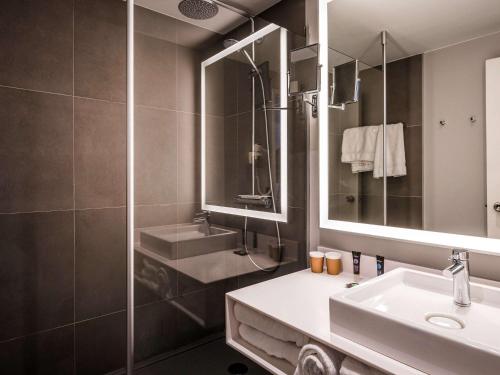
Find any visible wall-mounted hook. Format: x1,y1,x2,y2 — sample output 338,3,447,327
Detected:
469,115,477,124
439,120,447,127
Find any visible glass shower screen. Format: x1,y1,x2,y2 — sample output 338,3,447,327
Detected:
201,24,288,222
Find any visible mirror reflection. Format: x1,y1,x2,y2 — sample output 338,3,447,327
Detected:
203,26,286,219
289,44,319,95
327,0,500,239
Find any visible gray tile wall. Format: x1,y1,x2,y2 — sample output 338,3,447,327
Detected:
360,55,423,228
386,55,423,229
0,1,308,373
0,1,211,373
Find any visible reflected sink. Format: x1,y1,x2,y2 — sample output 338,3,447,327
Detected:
330,268,500,375
140,224,237,260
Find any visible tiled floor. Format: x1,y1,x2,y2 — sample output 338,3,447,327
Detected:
137,338,271,375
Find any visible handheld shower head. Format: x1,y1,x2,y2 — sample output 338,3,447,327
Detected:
223,38,239,49
178,0,219,20
241,49,259,72
222,38,259,72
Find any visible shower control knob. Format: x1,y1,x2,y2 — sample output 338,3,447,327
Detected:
494,202,500,213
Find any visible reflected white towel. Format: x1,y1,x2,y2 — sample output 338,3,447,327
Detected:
351,161,374,173
340,357,385,375
234,303,309,347
373,123,406,178
238,324,301,366
341,126,380,173
294,343,344,375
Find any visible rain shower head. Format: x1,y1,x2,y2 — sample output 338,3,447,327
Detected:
178,0,219,20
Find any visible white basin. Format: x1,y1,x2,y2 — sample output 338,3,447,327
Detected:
140,224,238,259
330,268,500,375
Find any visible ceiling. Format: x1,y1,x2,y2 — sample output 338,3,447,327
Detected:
328,0,500,66
136,0,281,35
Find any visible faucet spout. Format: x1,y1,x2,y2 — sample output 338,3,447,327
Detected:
442,249,471,307
193,211,211,236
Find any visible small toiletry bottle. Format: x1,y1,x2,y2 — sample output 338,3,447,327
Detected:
376,255,385,276
352,251,361,275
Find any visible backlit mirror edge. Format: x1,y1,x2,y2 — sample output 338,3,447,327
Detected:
201,24,288,223
317,0,500,256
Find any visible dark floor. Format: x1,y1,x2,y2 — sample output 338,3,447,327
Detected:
136,338,271,375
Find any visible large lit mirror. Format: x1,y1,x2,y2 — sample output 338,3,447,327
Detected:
319,0,500,252
202,24,288,222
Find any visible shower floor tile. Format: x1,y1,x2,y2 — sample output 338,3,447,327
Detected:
136,338,271,375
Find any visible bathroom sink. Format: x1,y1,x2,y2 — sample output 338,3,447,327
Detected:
140,224,238,260
330,268,500,375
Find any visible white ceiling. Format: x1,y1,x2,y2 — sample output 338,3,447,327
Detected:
136,0,281,35
328,0,500,65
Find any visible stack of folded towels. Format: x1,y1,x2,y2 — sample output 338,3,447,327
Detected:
234,303,308,368
341,123,406,178
234,303,346,375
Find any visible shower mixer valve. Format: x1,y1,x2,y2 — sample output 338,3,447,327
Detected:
248,144,265,163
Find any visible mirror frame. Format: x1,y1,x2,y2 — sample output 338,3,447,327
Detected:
201,24,288,222
318,0,500,255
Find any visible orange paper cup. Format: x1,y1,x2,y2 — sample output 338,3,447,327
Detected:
325,251,342,275
310,251,325,273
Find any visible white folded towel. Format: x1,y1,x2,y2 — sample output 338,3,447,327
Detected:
373,123,406,178
339,357,386,375
341,125,380,173
238,324,301,366
234,303,309,347
294,343,344,375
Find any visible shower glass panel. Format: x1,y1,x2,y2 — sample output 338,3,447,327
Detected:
327,44,385,225
131,2,307,372
202,25,288,222
132,3,236,370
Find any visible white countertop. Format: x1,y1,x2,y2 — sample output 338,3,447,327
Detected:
136,245,295,284
227,267,426,374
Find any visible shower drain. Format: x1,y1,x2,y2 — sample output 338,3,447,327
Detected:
227,362,248,374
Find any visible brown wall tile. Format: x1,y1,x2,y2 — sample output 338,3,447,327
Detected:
0,325,74,375
135,107,178,205
177,46,201,114
135,204,177,229
75,0,126,102
0,0,73,94
387,55,422,125
178,113,200,204
75,208,126,321
387,196,423,229
0,88,73,213
134,301,177,362
74,98,126,209
75,311,126,375
0,211,74,341
135,34,177,109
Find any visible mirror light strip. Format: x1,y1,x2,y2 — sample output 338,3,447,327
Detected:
126,0,134,373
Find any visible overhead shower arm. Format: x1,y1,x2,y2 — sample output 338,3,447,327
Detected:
212,0,253,18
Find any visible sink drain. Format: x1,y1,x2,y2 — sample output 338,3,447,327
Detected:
227,362,248,374
425,313,465,329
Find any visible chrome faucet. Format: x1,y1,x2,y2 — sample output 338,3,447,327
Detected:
442,249,471,307
193,211,211,236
